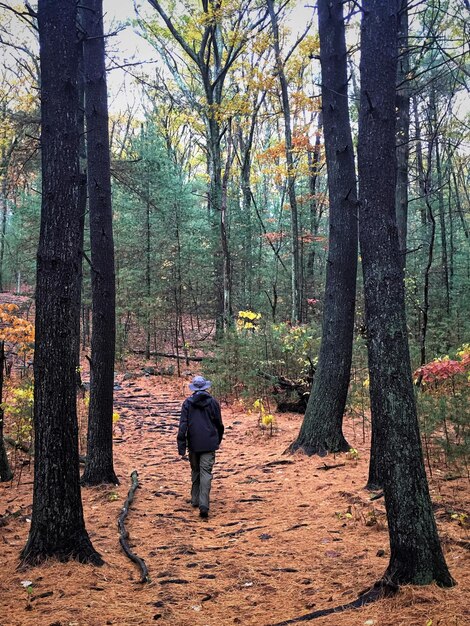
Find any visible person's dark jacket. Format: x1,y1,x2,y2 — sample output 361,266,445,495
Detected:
177,391,224,456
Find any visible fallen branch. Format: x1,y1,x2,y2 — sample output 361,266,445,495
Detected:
3,437,87,464
316,463,346,471
131,349,203,362
268,580,398,625
0,508,23,526
265,459,295,467
118,470,150,583
3,436,31,454
217,525,264,538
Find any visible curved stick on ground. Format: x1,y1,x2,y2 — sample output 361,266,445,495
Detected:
118,470,150,583
268,580,398,625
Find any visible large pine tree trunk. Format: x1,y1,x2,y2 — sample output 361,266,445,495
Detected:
290,0,357,455
357,0,453,586
22,0,102,565
81,0,119,486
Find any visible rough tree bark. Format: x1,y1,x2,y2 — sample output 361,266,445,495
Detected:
21,0,102,565
290,0,357,456
357,0,453,586
81,0,119,486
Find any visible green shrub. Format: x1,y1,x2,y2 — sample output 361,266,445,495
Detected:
204,312,320,404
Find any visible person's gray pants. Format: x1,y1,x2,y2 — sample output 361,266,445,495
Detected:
189,451,216,510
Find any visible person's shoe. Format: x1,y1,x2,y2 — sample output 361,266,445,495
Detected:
199,506,209,518
191,501,199,508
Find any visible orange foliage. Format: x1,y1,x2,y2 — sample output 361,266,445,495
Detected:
298,233,326,244
0,304,35,356
261,231,285,244
257,132,316,165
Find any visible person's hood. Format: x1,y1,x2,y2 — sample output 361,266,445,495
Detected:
188,390,212,407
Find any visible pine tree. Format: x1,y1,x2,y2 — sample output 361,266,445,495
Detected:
357,0,453,586
21,0,102,566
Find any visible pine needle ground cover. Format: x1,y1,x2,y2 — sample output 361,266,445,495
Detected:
1,373,468,626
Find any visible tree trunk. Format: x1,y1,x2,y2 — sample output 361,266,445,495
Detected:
22,0,102,566
238,108,257,309
221,125,234,327
413,96,427,225
145,173,151,360
434,134,450,315
357,0,453,587
0,138,10,293
77,29,88,361
240,141,253,307
267,0,302,324
290,0,357,456
395,1,410,269
0,176,8,293
207,119,226,335
306,111,323,298
0,341,13,482
81,0,119,486
417,138,436,378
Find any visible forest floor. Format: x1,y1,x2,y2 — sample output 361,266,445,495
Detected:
0,370,469,626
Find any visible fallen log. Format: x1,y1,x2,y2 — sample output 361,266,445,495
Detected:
131,349,203,362
118,470,150,583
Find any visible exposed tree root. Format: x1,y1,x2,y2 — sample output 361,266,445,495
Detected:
20,534,104,568
118,470,150,583
268,579,399,625
81,468,120,487
286,438,350,457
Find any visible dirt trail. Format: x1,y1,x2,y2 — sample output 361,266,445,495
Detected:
0,374,469,626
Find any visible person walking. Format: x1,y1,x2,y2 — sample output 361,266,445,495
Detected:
177,375,224,518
